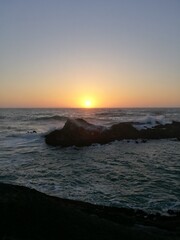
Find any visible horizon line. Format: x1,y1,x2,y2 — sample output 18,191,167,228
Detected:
0,106,180,109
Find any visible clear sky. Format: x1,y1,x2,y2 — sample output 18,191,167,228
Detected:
0,0,180,108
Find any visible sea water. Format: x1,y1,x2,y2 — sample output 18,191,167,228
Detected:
0,108,180,213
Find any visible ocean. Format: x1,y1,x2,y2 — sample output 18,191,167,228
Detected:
0,108,180,214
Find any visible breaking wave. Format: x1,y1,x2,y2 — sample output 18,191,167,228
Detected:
133,115,172,130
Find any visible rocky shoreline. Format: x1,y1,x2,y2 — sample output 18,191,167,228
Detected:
0,182,179,240
45,118,180,147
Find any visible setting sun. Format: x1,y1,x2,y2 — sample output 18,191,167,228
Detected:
84,100,92,108
77,96,98,108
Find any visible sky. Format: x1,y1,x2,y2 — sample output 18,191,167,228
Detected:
0,0,180,108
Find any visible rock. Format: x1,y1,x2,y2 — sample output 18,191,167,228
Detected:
45,119,180,147
27,130,37,134
0,182,179,240
45,118,105,147
139,121,180,139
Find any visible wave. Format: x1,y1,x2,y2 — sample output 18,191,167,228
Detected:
133,115,172,130
95,111,123,118
34,115,68,121
95,112,112,117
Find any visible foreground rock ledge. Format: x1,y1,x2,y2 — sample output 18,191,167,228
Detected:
0,183,179,240
45,118,180,147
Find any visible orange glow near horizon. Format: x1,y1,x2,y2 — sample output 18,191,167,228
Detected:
1,86,180,108
1,76,180,108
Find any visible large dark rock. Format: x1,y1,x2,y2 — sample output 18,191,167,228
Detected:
0,182,179,240
45,118,106,147
45,118,180,147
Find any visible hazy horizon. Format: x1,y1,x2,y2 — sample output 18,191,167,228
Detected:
1,106,180,110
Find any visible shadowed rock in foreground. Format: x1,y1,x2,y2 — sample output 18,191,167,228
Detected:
45,118,180,147
0,183,179,240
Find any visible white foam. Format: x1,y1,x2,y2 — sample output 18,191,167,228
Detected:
69,118,105,132
133,115,172,130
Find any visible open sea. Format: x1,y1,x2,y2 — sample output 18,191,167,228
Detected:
0,108,180,214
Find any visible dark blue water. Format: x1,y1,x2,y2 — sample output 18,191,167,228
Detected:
0,108,180,213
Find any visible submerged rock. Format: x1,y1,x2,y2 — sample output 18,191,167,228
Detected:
45,118,180,147
0,182,179,240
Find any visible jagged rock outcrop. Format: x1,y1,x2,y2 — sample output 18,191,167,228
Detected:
0,183,179,240
45,118,180,147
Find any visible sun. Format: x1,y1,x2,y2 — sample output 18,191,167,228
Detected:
79,96,96,108
84,99,92,108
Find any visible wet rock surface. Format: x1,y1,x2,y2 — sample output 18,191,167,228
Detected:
0,182,179,240
45,118,180,147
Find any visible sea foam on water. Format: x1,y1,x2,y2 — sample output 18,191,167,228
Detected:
0,108,180,213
